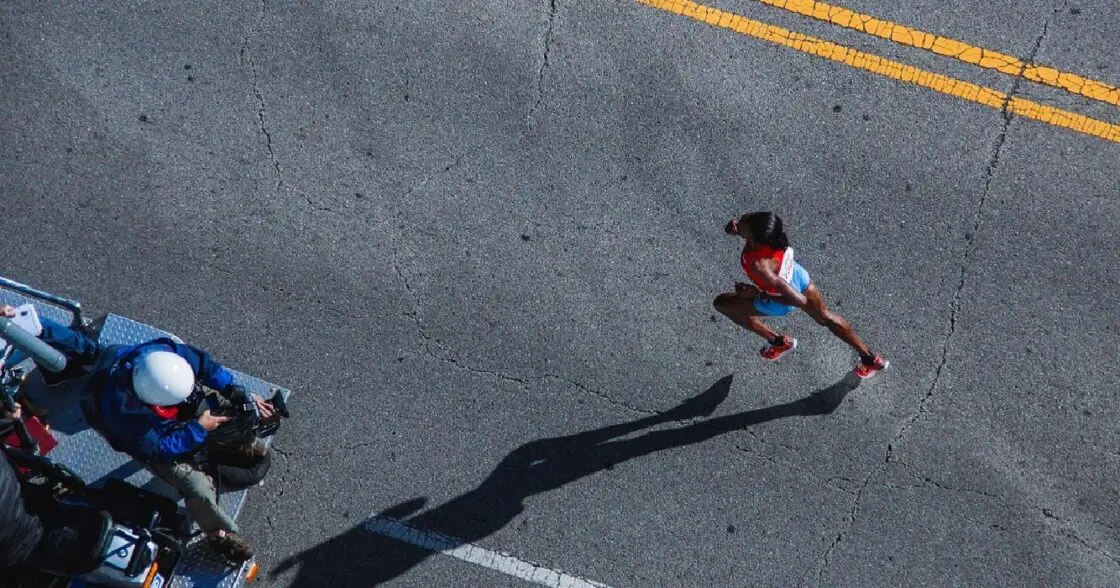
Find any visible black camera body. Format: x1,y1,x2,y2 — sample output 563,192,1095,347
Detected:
220,385,289,437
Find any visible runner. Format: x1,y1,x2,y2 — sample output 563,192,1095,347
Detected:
713,211,889,378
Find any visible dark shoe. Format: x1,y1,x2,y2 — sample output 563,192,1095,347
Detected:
207,532,254,564
40,363,88,387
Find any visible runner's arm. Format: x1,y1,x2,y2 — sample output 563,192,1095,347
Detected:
753,262,807,307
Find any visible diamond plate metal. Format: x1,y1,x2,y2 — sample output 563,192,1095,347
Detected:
0,286,289,588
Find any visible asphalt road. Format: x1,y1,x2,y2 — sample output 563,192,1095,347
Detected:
1,1,1117,586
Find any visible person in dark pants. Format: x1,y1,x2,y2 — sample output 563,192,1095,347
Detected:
0,407,43,577
713,212,889,378
1,305,273,563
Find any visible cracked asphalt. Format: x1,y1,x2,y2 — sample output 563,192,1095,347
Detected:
1,0,1117,586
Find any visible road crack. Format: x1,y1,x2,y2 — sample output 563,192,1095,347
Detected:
240,0,283,191
383,153,675,414
811,13,1066,583
809,474,872,587
388,154,468,364
527,0,558,131
732,445,861,496
205,261,398,323
886,0,1061,464
381,152,644,411
1060,529,1120,568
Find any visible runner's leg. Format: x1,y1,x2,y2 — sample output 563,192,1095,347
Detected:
801,284,875,359
713,287,780,342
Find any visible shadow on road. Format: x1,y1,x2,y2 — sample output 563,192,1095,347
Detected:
271,373,860,586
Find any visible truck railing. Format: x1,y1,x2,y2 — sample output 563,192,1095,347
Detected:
0,275,86,329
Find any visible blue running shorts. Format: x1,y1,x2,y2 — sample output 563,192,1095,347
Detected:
753,262,811,317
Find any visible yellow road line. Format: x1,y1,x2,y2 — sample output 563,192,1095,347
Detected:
638,0,1120,144
753,0,1120,107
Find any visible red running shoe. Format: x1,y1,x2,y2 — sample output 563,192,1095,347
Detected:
759,336,797,362
855,355,890,379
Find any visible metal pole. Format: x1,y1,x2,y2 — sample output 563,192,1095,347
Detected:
0,318,68,373
0,275,85,328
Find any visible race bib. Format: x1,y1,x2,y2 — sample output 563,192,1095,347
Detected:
778,248,795,283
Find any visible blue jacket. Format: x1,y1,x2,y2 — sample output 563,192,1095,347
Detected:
93,338,235,464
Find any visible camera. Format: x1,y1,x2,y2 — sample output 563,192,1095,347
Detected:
222,385,288,437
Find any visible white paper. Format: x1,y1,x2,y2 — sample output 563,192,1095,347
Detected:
0,304,44,354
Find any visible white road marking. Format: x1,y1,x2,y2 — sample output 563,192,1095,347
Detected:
364,516,614,588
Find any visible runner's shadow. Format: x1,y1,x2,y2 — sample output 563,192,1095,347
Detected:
271,373,860,586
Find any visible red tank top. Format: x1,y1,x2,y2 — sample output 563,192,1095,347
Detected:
741,245,795,294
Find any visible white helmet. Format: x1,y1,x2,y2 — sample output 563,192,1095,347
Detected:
132,351,195,406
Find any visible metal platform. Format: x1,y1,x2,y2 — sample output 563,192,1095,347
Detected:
0,284,287,588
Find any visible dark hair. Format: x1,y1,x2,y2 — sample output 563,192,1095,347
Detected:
740,211,790,249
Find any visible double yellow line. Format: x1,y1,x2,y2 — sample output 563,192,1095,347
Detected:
639,0,1120,143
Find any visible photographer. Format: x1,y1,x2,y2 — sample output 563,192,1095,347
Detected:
1,305,273,564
